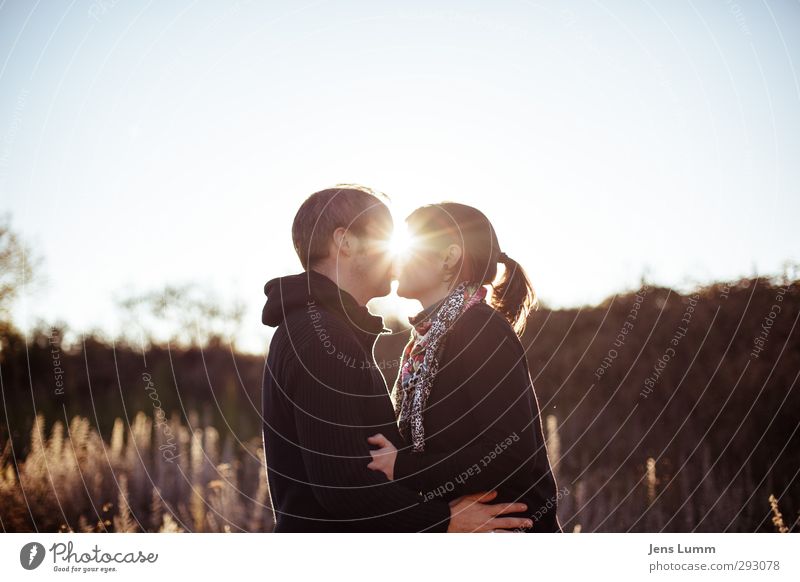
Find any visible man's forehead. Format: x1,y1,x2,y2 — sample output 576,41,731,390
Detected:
363,207,393,237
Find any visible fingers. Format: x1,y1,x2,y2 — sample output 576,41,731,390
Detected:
367,452,387,465
490,502,528,516
367,433,388,447
462,490,498,503
489,517,533,531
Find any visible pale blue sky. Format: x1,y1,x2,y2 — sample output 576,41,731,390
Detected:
1,0,798,354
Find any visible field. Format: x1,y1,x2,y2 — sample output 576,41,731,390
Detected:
1,275,798,532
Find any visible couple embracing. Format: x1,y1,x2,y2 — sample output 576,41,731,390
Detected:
261,185,562,533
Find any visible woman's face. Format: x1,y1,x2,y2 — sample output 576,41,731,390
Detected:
394,221,448,301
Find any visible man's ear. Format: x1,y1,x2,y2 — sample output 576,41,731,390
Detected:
332,226,352,258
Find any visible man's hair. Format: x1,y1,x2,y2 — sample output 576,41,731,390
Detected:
291,184,390,270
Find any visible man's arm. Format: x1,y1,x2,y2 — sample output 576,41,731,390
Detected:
286,329,451,531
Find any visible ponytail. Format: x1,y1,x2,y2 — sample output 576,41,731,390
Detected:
491,252,537,336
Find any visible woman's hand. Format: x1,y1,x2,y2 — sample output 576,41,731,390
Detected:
366,433,397,480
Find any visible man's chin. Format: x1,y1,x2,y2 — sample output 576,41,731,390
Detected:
373,283,393,299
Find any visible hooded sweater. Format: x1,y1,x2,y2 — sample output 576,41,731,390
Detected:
260,270,451,532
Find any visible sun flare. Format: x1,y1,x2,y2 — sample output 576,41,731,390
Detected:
389,223,414,259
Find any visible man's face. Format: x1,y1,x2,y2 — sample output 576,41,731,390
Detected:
350,208,394,300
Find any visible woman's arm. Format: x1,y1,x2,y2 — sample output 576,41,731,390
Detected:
391,312,555,506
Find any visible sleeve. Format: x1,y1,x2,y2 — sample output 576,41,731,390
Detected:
393,313,558,518
286,326,451,532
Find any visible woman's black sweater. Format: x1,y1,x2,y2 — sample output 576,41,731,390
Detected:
393,301,564,532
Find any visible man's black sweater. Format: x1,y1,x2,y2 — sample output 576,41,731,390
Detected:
261,270,451,532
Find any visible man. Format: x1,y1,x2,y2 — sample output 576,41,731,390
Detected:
261,185,534,532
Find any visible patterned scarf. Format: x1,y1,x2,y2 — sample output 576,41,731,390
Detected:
392,281,488,452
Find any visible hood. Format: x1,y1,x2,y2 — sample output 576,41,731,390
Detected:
261,272,311,327
261,270,389,335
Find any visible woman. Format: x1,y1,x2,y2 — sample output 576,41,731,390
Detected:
366,202,563,532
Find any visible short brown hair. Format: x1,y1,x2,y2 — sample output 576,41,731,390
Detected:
291,184,390,269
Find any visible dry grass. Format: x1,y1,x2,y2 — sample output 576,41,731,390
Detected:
0,411,273,533
0,409,794,533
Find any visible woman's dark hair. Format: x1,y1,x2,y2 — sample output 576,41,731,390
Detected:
406,202,538,336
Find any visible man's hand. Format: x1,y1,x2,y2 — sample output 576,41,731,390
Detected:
367,433,397,480
447,490,533,533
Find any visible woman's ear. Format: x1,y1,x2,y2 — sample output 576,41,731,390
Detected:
441,244,463,275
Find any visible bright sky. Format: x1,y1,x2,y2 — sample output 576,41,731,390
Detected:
1,0,798,354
